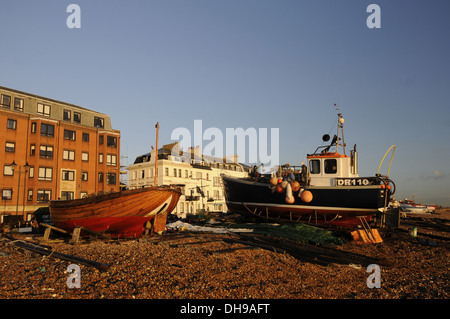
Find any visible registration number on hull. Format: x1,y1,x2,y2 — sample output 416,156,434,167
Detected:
335,178,372,186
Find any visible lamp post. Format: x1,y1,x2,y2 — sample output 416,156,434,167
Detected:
9,160,31,216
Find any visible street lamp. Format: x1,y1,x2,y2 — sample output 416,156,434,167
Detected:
9,161,30,216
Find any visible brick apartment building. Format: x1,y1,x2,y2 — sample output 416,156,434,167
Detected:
0,86,120,221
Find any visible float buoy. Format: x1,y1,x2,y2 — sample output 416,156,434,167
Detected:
285,196,295,204
300,190,313,203
270,177,279,186
290,181,300,192
276,184,284,193
285,183,295,204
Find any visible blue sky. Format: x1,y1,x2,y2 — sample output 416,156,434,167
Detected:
1,0,449,206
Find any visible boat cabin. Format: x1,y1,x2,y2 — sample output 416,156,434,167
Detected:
306,110,359,187
307,150,358,187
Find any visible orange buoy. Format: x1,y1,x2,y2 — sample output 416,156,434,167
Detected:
300,190,313,203
270,177,279,186
290,181,300,192
278,178,283,184
276,184,285,193
285,196,295,204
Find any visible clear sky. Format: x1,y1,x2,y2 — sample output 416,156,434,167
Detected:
1,0,449,206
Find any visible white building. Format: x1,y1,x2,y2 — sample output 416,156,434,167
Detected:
127,143,249,218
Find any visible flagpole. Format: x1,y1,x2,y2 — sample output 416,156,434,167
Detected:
154,122,159,186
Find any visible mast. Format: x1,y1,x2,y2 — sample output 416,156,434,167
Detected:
334,104,346,155
154,122,159,186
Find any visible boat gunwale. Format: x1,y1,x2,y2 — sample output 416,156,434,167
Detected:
49,186,181,208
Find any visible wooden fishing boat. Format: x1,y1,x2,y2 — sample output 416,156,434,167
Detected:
49,186,181,238
223,108,396,229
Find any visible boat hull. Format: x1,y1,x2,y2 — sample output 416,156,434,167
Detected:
222,176,391,228
49,186,181,238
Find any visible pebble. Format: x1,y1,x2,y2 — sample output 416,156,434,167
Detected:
0,228,448,299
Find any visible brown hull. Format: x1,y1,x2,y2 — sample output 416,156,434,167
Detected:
49,186,181,238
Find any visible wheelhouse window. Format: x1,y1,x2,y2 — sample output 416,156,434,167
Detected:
324,159,337,174
309,160,320,174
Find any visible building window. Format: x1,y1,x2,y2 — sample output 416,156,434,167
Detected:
30,144,36,156
309,160,321,174
31,122,37,133
1,94,11,108
63,109,71,121
41,123,54,137
106,154,116,166
5,142,15,153
74,112,81,123
64,129,76,141
80,191,88,198
82,152,89,161
324,159,337,174
27,189,33,201
37,103,51,117
39,145,54,159
107,136,117,147
98,172,104,182
14,98,24,111
38,167,53,181
173,168,177,177
165,168,169,176
107,173,116,185
3,165,14,176
94,117,104,128
2,189,12,200
37,190,51,202
99,135,104,145
82,133,89,142
29,166,34,178
62,170,75,181
99,153,104,163
63,150,75,161
81,171,88,181
6,119,17,130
